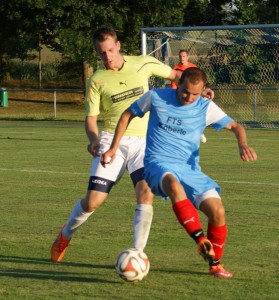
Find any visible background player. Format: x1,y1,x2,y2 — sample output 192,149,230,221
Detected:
170,49,197,89
171,49,207,143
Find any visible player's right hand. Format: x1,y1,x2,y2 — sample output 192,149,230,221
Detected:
101,150,115,168
87,140,100,157
240,145,257,162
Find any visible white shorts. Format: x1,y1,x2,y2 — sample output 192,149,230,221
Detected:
88,131,146,193
192,188,221,209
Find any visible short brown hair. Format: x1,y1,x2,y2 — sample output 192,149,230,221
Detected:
179,67,207,86
92,26,118,47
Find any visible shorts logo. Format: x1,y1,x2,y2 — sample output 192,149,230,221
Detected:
88,176,114,193
91,179,107,185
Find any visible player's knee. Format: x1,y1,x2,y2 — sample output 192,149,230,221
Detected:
83,191,108,212
138,191,153,205
163,175,185,199
211,204,226,224
137,188,153,205
136,181,153,205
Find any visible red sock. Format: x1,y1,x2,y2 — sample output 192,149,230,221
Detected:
172,199,204,243
207,223,227,261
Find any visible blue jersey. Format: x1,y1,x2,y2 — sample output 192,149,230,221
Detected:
130,88,234,202
131,88,233,167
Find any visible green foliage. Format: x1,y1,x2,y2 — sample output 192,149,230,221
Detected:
1,0,278,83
8,59,83,85
184,0,232,26
10,61,39,81
1,0,190,62
1,0,190,80
231,0,279,24
107,0,190,54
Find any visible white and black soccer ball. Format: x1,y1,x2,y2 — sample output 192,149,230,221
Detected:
115,248,150,282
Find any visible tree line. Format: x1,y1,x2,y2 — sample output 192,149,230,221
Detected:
0,0,278,87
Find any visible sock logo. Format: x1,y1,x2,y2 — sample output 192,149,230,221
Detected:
183,217,195,224
213,243,224,248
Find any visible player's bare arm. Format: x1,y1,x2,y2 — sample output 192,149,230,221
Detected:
85,115,100,157
101,108,136,166
168,69,181,85
225,121,257,162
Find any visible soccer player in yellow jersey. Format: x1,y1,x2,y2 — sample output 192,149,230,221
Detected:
50,26,213,263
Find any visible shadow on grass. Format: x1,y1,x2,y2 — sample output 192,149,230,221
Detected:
0,254,118,283
0,254,113,268
0,137,57,141
0,254,212,281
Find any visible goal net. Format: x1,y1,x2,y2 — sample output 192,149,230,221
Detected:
141,24,279,128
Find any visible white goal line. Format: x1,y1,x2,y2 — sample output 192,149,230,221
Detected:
0,168,278,186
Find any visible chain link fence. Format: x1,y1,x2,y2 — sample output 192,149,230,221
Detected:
142,24,279,128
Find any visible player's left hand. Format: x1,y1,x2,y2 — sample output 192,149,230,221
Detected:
87,140,100,157
240,146,257,162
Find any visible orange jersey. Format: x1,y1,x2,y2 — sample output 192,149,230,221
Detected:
171,62,197,89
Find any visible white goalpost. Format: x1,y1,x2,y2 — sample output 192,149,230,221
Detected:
141,24,279,128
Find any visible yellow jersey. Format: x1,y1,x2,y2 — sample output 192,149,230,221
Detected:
85,55,172,136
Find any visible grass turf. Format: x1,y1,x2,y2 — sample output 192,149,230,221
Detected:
0,120,278,299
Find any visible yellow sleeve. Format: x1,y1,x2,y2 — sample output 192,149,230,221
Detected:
141,55,172,79
85,77,101,117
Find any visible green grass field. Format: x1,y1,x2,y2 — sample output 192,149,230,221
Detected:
0,120,278,300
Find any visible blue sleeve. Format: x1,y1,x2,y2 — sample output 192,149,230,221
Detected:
130,102,145,118
212,116,234,131
130,90,152,118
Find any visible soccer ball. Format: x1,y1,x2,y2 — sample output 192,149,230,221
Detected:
115,248,150,282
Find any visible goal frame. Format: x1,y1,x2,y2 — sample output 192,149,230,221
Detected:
141,24,279,55
141,24,279,128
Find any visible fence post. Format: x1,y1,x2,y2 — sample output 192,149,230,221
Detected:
253,89,257,122
0,88,8,107
54,90,57,119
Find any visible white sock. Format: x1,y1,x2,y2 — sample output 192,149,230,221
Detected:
62,199,93,239
133,204,153,250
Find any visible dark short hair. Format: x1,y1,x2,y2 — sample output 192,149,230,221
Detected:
179,67,207,85
93,26,118,47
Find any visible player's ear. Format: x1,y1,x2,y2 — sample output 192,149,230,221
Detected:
116,41,121,50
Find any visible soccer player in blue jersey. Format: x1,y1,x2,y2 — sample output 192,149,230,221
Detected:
102,67,257,278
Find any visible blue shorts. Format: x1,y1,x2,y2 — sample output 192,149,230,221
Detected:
143,161,221,206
